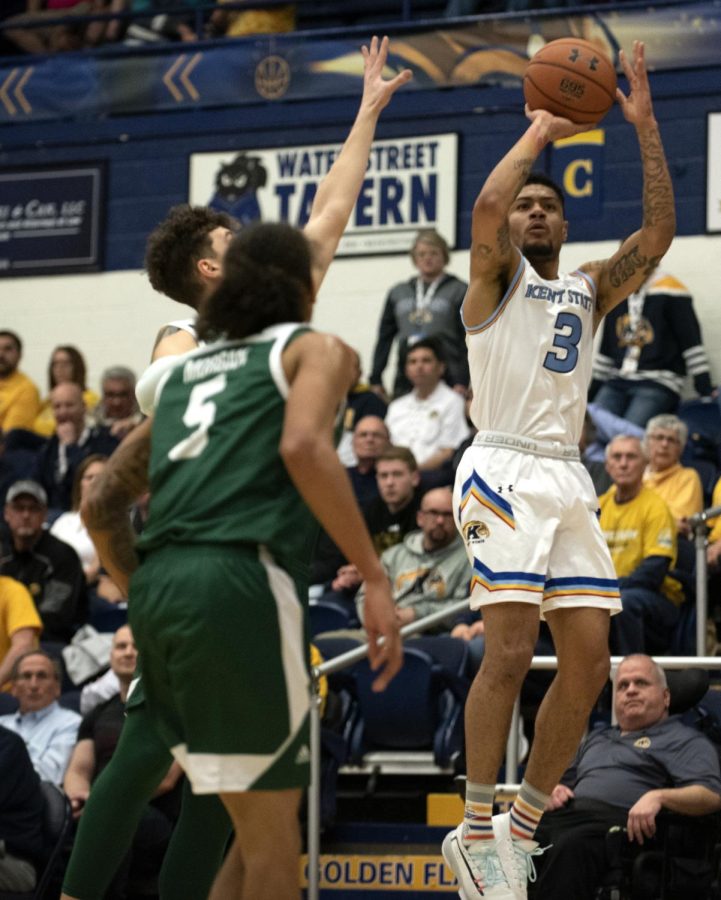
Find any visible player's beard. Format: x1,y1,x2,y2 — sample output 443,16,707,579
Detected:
522,239,554,260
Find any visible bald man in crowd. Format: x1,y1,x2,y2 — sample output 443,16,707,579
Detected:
31,383,118,517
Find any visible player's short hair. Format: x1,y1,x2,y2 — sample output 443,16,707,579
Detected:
411,229,450,265
0,330,22,354
523,172,566,214
406,336,445,364
376,445,418,472
144,205,236,309
197,222,313,342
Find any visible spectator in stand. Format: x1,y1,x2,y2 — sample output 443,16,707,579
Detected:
1,480,87,644
95,366,143,439
208,0,295,37
0,724,44,893
532,654,721,900
0,331,40,434
34,345,99,438
356,486,470,632
0,649,81,784
50,455,106,585
579,412,612,497
64,624,183,895
0,575,41,692
0,1,28,54
315,446,422,617
31,382,118,517
706,478,721,571
592,267,714,427
385,337,470,479
642,414,703,537
583,402,646,464
370,229,468,399
50,455,126,620
337,350,388,467
600,436,683,655
366,446,423,554
311,416,390,588
346,416,390,508
122,0,204,44
2,0,116,54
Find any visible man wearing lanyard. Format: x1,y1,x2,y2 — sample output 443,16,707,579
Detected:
369,229,469,399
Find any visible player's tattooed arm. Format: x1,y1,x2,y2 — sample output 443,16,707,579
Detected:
152,326,198,361
591,41,675,326
638,127,675,230
81,418,152,593
154,324,183,343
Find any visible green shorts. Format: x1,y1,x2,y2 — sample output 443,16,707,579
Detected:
129,543,311,794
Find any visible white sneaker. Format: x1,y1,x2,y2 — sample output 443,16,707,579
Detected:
442,823,516,899
491,812,545,900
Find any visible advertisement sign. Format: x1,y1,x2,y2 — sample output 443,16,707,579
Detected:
0,163,105,276
189,134,457,255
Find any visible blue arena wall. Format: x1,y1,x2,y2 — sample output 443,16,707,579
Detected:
0,1,719,273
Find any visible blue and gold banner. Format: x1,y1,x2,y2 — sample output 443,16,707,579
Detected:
1,2,720,123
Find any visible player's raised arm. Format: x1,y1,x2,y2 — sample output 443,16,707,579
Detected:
583,41,675,328
280,331,402,691
463,108,590,328
304,36,411,292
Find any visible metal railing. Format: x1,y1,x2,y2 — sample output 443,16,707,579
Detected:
691,504,721,654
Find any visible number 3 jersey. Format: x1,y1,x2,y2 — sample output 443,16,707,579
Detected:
466,255,596,445
136,323,315,568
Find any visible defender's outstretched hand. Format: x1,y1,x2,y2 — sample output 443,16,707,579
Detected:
617,41,655,127
361,35,412,114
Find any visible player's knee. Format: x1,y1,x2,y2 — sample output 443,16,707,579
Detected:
559,646,609,700
482,634,535,683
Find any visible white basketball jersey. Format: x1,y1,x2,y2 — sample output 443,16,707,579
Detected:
466,256,596,445
135,318,199,416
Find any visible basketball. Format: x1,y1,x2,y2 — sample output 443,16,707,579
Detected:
523,38,617,125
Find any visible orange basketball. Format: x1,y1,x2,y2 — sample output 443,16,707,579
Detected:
523,38,617,125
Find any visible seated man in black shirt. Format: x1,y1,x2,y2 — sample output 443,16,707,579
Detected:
532,654,721,899
316,446,421,617
0,480,87,644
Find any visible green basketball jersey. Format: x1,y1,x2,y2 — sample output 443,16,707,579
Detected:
137,323,316,571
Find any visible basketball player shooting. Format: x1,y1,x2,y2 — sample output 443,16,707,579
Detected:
442,40,675,900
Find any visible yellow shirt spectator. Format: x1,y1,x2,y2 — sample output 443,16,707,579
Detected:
0,371,41,432
599,485,683,606
216,0,294,36
0,575,42,691
643,462,703,522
